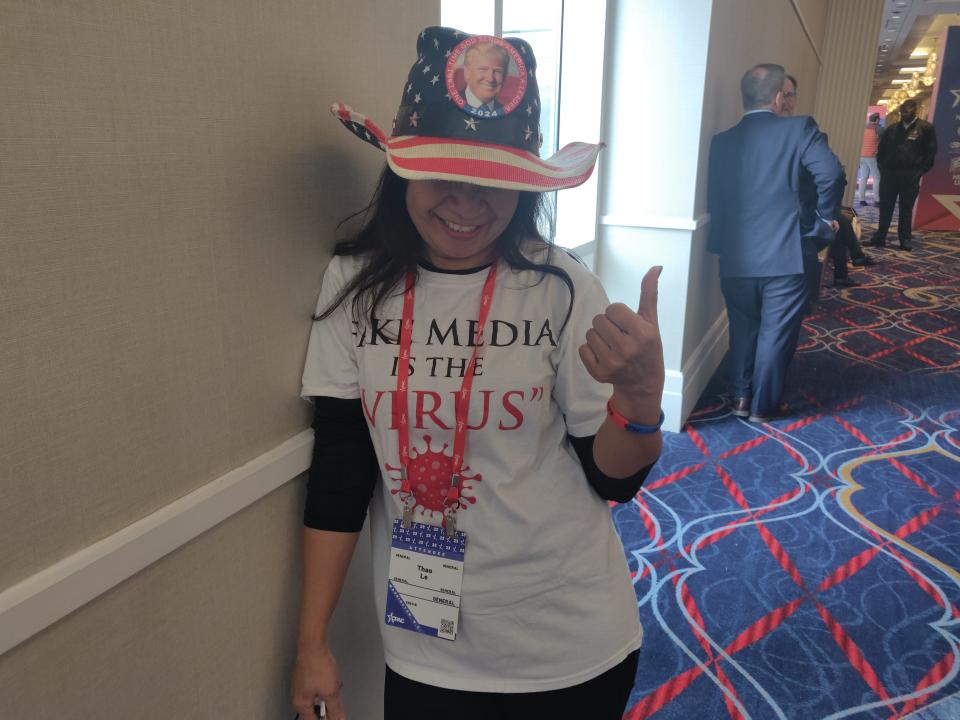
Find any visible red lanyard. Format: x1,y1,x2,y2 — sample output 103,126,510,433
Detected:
395,261,498,533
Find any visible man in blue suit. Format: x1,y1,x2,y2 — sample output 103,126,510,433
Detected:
708,64,844,423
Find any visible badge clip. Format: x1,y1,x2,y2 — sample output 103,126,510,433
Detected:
443,505,458,538
401,494,416,528
399,467,416,528
441,474,461,538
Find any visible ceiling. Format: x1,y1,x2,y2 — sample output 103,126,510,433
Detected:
872,0,960,104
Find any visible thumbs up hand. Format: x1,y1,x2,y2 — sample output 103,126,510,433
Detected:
579,266,665,419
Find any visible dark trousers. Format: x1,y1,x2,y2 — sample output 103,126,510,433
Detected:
722,274,808,415
801,240,822,313
830,214,863,280
875,169,921,243
383,650,640,720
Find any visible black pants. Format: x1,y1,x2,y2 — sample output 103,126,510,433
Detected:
383,650,640,720
875,169,921,244
801,240,822,314
830,214,863,280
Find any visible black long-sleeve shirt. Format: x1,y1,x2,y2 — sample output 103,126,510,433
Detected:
303,396,654,532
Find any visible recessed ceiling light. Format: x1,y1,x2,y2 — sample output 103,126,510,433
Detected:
890,78,910,84
910,48,931,58
899,66,927,72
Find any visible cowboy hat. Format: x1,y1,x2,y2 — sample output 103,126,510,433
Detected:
331,26,603,192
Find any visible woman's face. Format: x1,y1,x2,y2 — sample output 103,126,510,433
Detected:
405,180,519,270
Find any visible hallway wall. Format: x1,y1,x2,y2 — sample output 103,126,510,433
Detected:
0,2,435,716
813,0,886,207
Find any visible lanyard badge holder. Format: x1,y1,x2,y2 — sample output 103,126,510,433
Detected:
385,263,497,641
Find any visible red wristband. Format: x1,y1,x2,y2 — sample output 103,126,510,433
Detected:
606,398,664,435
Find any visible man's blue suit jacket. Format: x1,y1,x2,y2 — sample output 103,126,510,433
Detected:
707,111,844,278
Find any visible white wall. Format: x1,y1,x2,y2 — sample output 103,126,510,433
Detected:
596,0,716,431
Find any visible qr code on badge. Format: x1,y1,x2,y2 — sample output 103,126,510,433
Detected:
440,619,455,637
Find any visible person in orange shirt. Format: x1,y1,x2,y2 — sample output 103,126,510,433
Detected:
857,113,881,206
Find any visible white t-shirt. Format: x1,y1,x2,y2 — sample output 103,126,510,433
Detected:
301,245,642,693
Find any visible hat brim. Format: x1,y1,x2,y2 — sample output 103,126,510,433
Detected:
331,104,602,192
386,136,602,192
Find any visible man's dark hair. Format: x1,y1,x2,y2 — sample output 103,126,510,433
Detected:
786,74,798,91
901,99,917,112
869,113,880,122
741,64,786,110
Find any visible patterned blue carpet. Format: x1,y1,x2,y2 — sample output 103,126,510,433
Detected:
616,205,960,719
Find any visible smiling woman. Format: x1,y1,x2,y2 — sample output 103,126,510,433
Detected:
293,25,665,720
405,180,519,269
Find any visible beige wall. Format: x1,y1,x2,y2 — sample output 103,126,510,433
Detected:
813,0,885,206
1,0,436,716
1,484,304,717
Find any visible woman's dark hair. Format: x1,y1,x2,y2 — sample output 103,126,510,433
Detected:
314,166,576,334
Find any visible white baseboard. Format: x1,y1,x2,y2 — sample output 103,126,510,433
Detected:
662,312,729,432
0,430,315,657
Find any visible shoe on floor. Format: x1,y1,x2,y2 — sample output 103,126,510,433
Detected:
851,255,875,267
730,396,751,418
899,242,913,251
748,403,790,424
859,200,867,206
867,236,886,248
833,278,861,289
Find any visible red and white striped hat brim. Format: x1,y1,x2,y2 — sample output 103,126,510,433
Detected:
331,103,602,192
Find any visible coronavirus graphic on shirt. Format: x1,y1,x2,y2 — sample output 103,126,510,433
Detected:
384,435,481,524
355,313,557,522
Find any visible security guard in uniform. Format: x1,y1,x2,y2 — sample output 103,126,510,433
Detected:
869,99,937,251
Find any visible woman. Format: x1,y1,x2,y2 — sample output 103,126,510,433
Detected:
293,26,664,720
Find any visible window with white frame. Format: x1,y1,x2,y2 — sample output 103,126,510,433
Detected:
440,0,607,261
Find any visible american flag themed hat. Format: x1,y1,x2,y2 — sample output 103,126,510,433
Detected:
331,26,603,192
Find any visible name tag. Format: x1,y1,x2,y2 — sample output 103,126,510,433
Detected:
385,519,466,641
